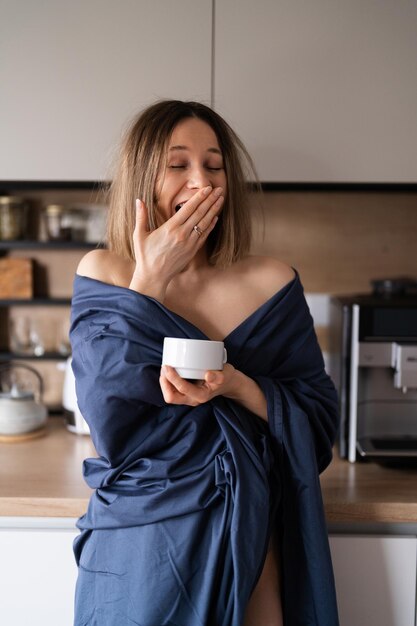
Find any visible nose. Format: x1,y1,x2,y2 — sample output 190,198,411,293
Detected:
186,164,211,190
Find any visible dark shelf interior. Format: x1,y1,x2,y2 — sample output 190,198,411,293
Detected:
0,240,103,250
0,180,108,192
1,179,417,192
0,298,71,306
0,351,69,361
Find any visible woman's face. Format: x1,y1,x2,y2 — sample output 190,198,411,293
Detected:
156,117,227,224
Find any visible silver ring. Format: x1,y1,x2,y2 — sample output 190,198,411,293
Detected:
193,225,204,237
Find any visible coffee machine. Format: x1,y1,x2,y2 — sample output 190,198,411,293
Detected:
331,279,417,462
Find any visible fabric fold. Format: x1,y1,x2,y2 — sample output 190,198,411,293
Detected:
70,271,339,626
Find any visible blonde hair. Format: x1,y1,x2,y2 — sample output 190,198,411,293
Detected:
107,100,260,267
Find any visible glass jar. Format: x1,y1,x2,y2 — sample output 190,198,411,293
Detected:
0,196,28,240
69,208,88,242
43,205,72,241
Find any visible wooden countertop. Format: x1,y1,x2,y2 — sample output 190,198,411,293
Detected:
0,419,94,518
321,451,417,524
1,419,417,523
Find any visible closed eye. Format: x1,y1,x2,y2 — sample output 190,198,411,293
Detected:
168,164,223,171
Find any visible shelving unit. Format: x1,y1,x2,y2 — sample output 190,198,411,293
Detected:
0,241,95,360
0,180,107,412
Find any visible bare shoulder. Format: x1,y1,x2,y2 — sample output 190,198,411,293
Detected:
235,255,295,296
76,249,134,287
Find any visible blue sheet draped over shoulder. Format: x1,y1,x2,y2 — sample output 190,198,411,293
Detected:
70,271,340,626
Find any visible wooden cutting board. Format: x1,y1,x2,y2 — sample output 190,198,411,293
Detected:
0,258,33,299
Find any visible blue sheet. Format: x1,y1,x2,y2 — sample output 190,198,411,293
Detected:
70,271,339,625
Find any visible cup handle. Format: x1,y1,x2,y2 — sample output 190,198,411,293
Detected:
223,348,227,364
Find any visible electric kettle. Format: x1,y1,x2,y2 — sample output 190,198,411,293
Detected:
0,364,48,436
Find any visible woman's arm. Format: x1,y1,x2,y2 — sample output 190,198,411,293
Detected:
160,364,268,421
222,369,268,420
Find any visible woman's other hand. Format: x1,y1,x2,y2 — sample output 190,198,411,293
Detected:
159,364,268,421
159,364,237,407
129,187,223,300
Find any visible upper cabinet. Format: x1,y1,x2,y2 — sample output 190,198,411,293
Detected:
214,0,417,183
0,0,212,181
3,1,417,184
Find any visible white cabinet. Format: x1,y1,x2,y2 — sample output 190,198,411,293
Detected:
214,0,417,182
0,0,212,181
0,518,79,626
4,1,417,183
330,535,417,626
1,520,416,626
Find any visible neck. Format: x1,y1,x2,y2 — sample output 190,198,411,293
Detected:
182,245,210,273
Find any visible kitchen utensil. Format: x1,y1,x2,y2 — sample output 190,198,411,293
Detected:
62,357,90,435
9,316,32,354
0,196,28,240
0,364,48,436
9,316,58,356
43,205,72,241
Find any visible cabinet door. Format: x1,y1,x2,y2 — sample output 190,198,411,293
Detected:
329,535,417,626
214,0,417,182
0,526,79,626
0,0,212,181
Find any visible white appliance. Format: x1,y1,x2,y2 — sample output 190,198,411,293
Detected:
62,358,90,435
0,364,47,436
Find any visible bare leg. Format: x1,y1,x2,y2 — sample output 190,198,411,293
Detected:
243,536,283,626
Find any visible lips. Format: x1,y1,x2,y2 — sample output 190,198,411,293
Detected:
175,201,186,212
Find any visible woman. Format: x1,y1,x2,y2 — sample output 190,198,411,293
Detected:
70,100,339,625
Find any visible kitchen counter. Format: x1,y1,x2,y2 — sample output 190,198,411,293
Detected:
0,419,94,518
1,419,417,523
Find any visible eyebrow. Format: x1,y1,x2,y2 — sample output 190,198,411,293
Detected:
169,145,222,155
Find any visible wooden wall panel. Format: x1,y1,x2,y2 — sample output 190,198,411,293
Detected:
3,188,417,405
251,191,417,295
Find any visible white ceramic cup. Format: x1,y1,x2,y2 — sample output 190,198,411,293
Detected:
162,337,227,380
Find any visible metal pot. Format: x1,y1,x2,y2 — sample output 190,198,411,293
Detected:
0,364,47,435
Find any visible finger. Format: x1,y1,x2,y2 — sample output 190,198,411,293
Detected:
162,365,194,394
171,186,213,226
172,186,223,225
160,372,201,406
191,196,224,237
205,370,218,384
135,199,149,236
159,371,189,402
159,373,181,403
192,215,219,245
204,370,224,388
162,366,206,400
184,187,224,231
